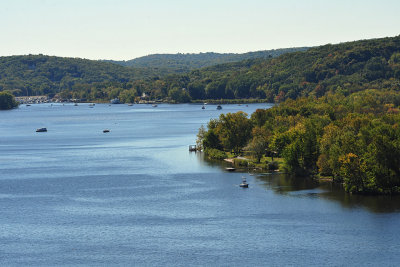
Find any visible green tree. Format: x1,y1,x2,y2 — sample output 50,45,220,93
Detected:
0,91,18,110
196,125,206,151
119,89,136,103
168,87,191,103
246,136,267,163
217,112,252,155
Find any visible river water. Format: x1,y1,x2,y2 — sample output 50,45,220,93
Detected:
0,103,399,266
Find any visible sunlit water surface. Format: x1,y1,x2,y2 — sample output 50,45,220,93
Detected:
1,103,399,266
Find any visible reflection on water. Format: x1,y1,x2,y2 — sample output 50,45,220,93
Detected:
2,103,400,266
256,172,400,213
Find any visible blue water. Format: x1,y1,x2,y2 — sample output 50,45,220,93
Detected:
1,103,399,266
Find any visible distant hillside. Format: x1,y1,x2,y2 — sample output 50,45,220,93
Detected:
149,35,400,102
3,36,399,103
0,55,156,96
106,48,309,73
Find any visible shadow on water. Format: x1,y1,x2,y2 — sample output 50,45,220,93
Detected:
256,172,400,213
199,153,400,213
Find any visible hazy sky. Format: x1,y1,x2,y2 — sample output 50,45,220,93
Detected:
1,0,399,60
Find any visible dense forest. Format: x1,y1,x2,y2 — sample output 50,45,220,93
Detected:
0,48,306,101
2,36,399,104
78,35,400,103
156,35,400,102
193,35,400,194
106,48,309,72
0,55,157,98
198,90,400,195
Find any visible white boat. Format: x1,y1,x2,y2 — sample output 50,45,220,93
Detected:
152,104,158,107
240,176,249,188
110,98,120,104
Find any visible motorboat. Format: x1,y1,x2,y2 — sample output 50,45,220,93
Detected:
202,105,205,109
152,104,158,107
217,105,222,110
240,176,249,188
110,98,120,104
36,128,47,132
103,129,110,133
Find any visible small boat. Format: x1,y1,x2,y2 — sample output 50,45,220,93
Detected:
240,176,249,188
225,167,236,172
128,103,133,106
152,104,158,107
74,103,78,106
110,98,120,104
89,103,95,107
103,129,110,133
26,104,31,107
36,128,47,132
202,105,205,109
216,105,222,110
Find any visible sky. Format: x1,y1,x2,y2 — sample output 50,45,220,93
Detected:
0,0,399,60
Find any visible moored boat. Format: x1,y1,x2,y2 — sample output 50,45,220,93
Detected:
240,176,249,188
36,128,47,132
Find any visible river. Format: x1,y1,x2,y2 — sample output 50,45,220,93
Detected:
0,103,399,266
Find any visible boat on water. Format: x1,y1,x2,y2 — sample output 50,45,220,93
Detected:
103,129,110,133
240,176,249,188
36,128,47,132
225,167,236,172
202,105,205,109
110,98,120,104
152,104,158,107
217,105,222,110
74,103,78,106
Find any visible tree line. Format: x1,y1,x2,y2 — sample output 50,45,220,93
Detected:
198,90,400,195
1,36,399,104
67,35,400,103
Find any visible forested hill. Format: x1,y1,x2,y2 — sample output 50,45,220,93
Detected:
106,47,309,72
162,35,400,102
0,55,156,96
2,35,400,102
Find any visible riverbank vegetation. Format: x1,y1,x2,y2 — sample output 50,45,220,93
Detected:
198,90,400,195
2,35,399,105
0,91,18,110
